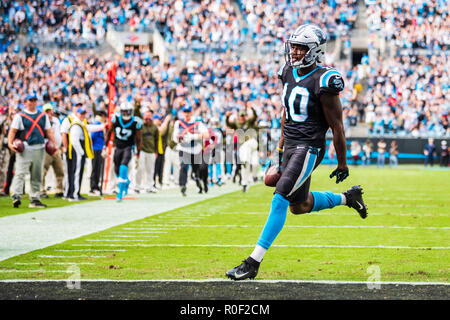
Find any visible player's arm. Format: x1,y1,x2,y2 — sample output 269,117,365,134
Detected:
44,115,58,149
105,124,113,144
225,112,237,130
135,129,142,152
248,107,257,125
276,108,286,170
321,93,349,183
7,127,18,152
45,128,58,150
159,114,172,135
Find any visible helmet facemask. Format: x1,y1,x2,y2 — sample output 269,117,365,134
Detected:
284,24,327,69
120,102,133,121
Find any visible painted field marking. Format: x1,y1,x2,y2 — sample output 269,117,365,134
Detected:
14,262,94,265
53,249,127,252
38,255,106,258
70,244,450,250
110,231,169,234
99,235,164,238
0,270,70,273
85,239,158,242
127,224,450,230
190,212,450,217
121,228,177,231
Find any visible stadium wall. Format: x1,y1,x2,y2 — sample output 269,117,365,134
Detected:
324,137,449,165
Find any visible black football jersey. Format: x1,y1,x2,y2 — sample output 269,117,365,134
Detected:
278,63,345,147
111,113,143,149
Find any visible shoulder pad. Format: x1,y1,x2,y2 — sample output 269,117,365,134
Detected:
319,68,345,92
135,116,143,129
277,62,287,80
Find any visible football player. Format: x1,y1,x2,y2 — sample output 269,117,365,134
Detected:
105,102,143,201
226,24,368,280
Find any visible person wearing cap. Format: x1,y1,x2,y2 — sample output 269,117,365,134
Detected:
134,111,159,193
40,103,64,198
173,103,209,196
7,94,58,208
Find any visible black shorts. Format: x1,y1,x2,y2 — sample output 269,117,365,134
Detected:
114,146,133,175
275,144,325,205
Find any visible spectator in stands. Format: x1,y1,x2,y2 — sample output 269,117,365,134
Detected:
440,140,449,167
389,140,399,167
377,139,386,167
362,139,373,165
423,138,437,167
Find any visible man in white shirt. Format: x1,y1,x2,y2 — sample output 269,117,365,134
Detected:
7,94,58,208
172,104,208,196
40,103,65,198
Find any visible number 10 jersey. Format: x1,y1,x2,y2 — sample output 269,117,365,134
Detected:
278,63,345,148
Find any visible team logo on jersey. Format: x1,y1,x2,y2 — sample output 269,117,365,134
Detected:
329,75,344,91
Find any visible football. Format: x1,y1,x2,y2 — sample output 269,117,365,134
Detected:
264,165,281,187
45,140,57,155
13,139,24,153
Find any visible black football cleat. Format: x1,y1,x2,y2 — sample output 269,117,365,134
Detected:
343,185,368,219
12,196,21,208
226,257,260,281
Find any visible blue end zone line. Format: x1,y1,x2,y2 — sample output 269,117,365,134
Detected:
0,279,449,286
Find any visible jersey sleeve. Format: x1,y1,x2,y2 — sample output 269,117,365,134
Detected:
110,113,117,124
277,62,287,82
318,68,345,95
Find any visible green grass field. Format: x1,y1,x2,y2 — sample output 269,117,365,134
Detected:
0,166,449,282
0,194,102,218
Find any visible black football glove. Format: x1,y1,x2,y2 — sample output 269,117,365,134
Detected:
330,167,349,184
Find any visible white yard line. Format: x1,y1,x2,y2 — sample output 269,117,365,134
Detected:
0,184,240,262
129,224,450,230
53,249,127,252
70,244,450,250
38,255,106,258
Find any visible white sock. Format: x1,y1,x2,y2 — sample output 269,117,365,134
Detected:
250,245,267,263
341,193,347,205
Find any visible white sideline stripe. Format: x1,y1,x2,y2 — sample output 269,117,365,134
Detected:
121,228,177,231
110,232,169,234
126,224,450,230
70,244,450,249
85,239,158,242
214,212,450,217
38,255,106,258
15,262,94,265
54,249,126,252
0,270,70,273
0,279,449,286
99,235,163,238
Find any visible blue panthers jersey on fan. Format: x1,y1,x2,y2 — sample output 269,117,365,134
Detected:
278,63,345,147
111,113,143,149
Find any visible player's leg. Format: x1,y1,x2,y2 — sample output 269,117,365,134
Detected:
179,151,189,196
226,146,305,280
